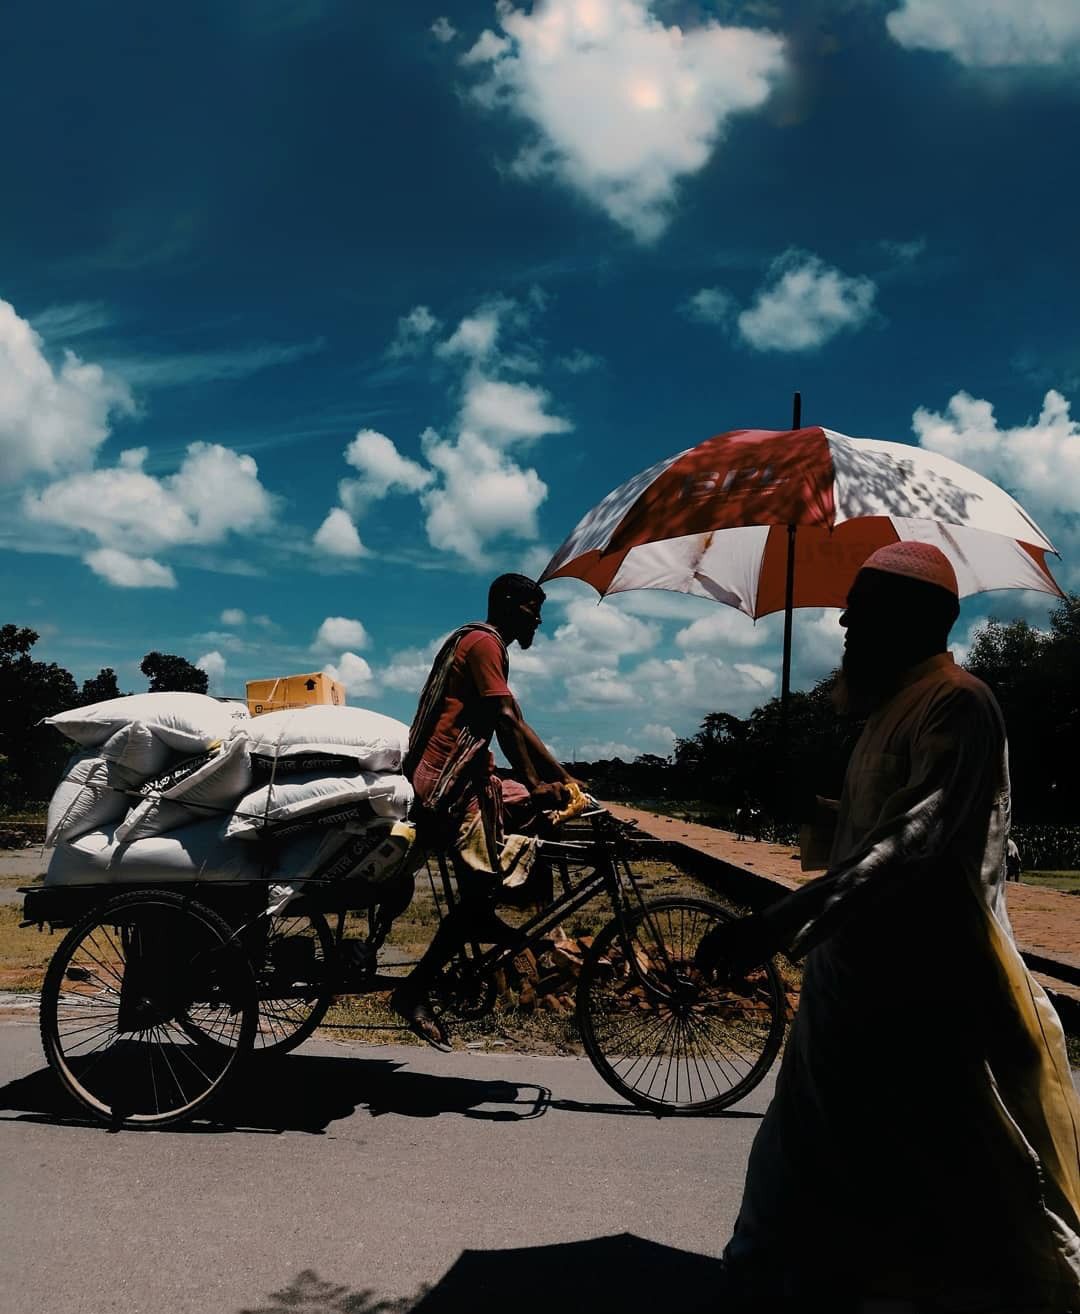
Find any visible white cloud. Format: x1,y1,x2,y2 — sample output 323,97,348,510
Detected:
196,650,227,694
388,305,441,358
313,507,368,558
564,667,640,706
737,251,876,352
633,652,777,718
640,722,677,755
461,0,786,242
322,652,376,696
84,548,177,589
221,608,247,625
675,609,770,650
459,378,572,446
0,297,134,486
437,308,503,360
339,429,433,511
25,442,276,554
911,387,1080,582
886,0,1080,68
381,641,442,694
313,616,370,651
578,739,641,760
431,16,458,44
422,429,549,564
684,287,735,325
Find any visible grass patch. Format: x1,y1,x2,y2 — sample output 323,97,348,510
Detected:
1021,871,1080,895
0,902,56,993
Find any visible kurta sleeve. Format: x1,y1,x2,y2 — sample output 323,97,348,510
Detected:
761,683,1003,960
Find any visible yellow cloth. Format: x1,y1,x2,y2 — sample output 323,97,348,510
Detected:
724,654,1080,1311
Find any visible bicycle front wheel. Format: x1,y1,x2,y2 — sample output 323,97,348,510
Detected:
577,897,785,1115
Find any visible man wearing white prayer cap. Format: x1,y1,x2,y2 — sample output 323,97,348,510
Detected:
700,541,1080,1312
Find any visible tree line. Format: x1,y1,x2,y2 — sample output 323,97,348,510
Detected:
0,626,209,807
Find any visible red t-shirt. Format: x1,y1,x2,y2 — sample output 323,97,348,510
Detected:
414,629,511,782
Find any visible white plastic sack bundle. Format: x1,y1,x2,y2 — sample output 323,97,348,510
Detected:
44,817,264,886
116,734,253,843
45,692,239,755
226,770,413,841
98,721,175,778
245,705,409,773
46,750,141,846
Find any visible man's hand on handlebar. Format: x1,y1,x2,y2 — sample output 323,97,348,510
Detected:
530,781,571,810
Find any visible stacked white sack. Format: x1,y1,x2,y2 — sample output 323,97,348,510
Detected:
45,693,250,845
43,697,414,889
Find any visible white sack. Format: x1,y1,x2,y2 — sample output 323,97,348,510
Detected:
116,734,253,843
45,817,340,888
46,751,141,846
45,817,263,886
245,705,409,772
226,770,413,841
45,692,239,754
99,722,175,778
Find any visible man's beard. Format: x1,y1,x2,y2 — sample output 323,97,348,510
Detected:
834,649,903,719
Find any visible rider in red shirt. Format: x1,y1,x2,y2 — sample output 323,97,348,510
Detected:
394,574,571,1047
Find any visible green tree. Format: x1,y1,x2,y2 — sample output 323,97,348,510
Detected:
80,667,121,704
140,651,208,695
0,625,79,806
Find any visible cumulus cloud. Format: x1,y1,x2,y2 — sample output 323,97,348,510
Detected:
459,378,572,446
564,667,640,706
388,304,441,358
0,297,134,486
339,429,433,511
313,616,370,651
911,388,1080,581
461,0,786,242
558,348,603,375
675,609,770,650
322,652,376,695
737,251,876,352
436,307,504,361
84,548,177,589
196,650,227,694
313,507,367,558
221,608,247,625
886,0,1080,67
633,652,776,717
25,443,276,555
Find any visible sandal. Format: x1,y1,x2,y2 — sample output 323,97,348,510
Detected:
391,990,452,1053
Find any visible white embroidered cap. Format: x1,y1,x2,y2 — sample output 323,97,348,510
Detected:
861,542,959,597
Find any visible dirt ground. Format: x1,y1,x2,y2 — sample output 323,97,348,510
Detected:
604,804,1080,978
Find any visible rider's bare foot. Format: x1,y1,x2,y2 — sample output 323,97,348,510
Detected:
391,990,452,1052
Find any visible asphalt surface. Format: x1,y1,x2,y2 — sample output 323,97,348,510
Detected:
0,1019,772,1314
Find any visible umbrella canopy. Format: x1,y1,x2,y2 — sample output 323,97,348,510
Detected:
541,426,1063,617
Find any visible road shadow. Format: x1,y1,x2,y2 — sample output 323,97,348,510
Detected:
0,1052,551,1133
0,1053,764,1133
237,1236,728,1313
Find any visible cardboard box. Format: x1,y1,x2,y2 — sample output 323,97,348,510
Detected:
246,672,347,717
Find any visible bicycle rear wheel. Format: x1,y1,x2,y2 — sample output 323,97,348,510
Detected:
40,889,256,1128
577,897,785,1115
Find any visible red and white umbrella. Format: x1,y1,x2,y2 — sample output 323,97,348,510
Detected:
542,425,1061,611
541,424,1063,703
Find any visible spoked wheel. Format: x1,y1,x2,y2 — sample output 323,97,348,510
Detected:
577,897,785,1115
249,910,334,1055
435,942,498,1023
40,890,256,1128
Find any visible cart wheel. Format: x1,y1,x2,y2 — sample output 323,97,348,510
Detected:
577,897,785,1115
250,910,334,1055
40,889,256,1128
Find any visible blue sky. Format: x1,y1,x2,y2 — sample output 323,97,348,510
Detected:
2,0,1078,760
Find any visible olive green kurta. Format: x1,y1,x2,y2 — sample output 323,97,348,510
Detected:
724,654,1080,1312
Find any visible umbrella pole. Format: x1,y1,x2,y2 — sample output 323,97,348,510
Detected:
779,391,801,728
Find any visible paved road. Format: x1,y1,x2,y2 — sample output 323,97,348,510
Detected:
0,1019,772,1314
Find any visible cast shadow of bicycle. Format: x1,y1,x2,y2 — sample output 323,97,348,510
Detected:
239,1235,727,1313
0,1053,765,1134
